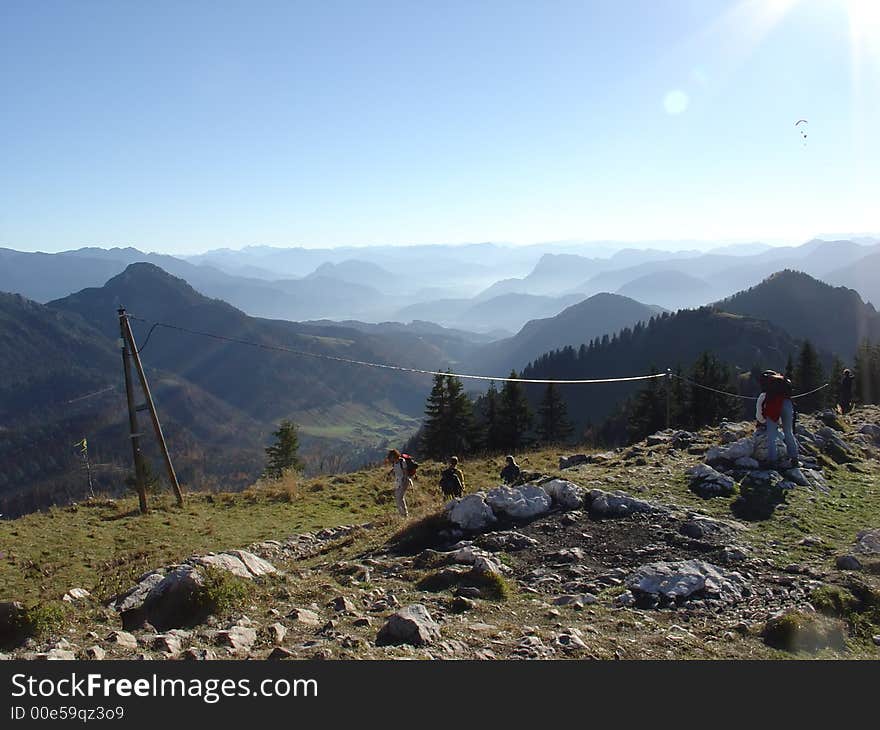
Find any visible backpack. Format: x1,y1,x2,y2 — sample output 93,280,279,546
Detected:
760,370,792,398
400,453,419,477
439,468,463,498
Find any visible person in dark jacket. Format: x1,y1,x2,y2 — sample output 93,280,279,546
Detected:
839,369,855,414
439,456,465,498
500,455,521,484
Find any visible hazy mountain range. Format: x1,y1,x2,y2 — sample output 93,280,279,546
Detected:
3,238,878,334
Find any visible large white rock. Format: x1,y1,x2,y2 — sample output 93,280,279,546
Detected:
190,553,252,579
486,484,552,520
445,493,497,532
587,489,661,518
626,559,747,603
855,529,880,555
541,479,586,510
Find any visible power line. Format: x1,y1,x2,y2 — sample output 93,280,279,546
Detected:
127,315,667,386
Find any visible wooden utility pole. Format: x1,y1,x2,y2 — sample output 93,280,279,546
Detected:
666,368,672,430
119,308,149,513
120,310,185,507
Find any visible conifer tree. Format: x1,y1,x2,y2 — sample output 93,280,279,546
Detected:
421,372,479,459
498,371,532,451
537,382,574,444
482,381,503,453
689,352,736,429
793,340,825,413
263,420,302,480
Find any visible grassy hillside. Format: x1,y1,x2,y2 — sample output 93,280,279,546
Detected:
1,407,878,660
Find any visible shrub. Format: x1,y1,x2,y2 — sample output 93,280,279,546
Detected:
193,567,250,618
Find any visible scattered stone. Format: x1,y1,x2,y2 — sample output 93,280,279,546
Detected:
267,647,295,660
680,516,727,540
62,588,91,604
84,646,105,661
287,608,321,627
216,626,257,653
182,648,216,660
550,547,585,563
626,559,748,604
855,529,880,555
330,596,357,613
450,597,475,613
106,631,138,650
376,604,440,647
267,623,287,645
475,531,538,553
559,454,590,469
587,489,662,518
686,463,736,498
552,594,597,608
732,471,786,521
37,649,77,660
835,555,863,571
151,634,183,655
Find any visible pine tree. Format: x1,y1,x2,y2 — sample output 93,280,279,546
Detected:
627,368,666,441
498,371,532,451
263,420,302,480
421,372,478,459
537,382,574,444
689,352,737,429
793,340,825,413
784,354,795,381
482,381,503,453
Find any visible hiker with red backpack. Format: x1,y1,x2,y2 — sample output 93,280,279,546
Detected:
386,448,418,517
755,370,799,467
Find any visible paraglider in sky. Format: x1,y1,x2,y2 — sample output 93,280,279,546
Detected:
795,119,808,144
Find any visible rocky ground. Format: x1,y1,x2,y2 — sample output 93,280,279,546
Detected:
2,407,879,660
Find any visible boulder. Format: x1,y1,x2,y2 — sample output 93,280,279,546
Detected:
552,594,597,608
216,626,257,653
855,529,880,555
686,463,736,499
835,555,862,571
267,623,287,645
376,604,440,647
445,493,497,532
120,565,205,631
625,559,748,604
587,489,662,518
84,645,105,661
679,516,728,540
731,471,786,521
541,479,586,510
815,409,845,431
485,484,552,521
858,423,880,443
287,608,321,627
189,553,252,579
817,427,856,463
106,630,138,650
559,454,590,469
750,431,787,463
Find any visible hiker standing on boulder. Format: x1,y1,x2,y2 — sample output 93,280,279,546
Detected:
755,370,799,467
839,369,855,414
500,455,521,484
439,455,465,499
386,449,414,517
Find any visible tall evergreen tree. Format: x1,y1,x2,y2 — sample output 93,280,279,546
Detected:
537,382,574,444
627,367,666,441
498,371,532,452
827,357,845,410
263,420,303,479
481,381,503,453
793,340,825,413
421,372,479,459
689,352,737,429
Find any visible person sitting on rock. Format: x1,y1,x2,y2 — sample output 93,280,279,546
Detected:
838,368,855,414
439,455,465,499
755,370,799,467
500,455,521,484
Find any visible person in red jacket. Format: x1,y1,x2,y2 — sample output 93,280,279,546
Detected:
756,371,799,467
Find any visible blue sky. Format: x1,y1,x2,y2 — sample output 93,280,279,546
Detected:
1,0,878,253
